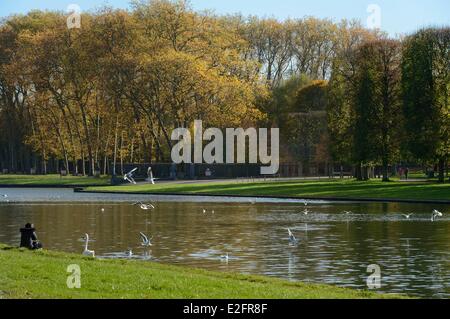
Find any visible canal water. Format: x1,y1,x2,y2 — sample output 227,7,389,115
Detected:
0,188,448,298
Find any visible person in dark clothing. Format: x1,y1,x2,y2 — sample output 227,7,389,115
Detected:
20,223,42,250
405,167,409,180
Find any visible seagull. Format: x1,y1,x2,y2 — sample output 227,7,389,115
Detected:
301,200,311,215
402,213,413,219
1,194,7,198
82,233,95,257
288,228,299,245
146,167,159,185
125,249,133,258
133,201,155,210
140,232,153,247
431,210,443,222
220,253,229,262
124,167,138,184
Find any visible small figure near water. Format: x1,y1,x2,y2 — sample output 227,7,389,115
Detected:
20,223,42,250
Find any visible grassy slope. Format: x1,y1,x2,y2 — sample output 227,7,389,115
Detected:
0,174,110,186
0,246,401,299
87,179,450,201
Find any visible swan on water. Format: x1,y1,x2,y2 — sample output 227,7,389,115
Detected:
82,233,95,257
133,201,155,210
431,210,443,222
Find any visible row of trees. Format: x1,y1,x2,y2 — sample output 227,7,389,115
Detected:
328,28,449,182
0,0,448,181
0,0,381,176
0,1,265,175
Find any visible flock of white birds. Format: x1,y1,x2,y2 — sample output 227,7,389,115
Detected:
286,201,445,247
0,191,445,261
83,201,156,258
82,202,231,260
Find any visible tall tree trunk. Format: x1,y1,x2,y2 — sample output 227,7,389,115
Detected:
79,103,94,176
382,156,389,182
103,156,108,175
355,163,363,181
120,131,124,175
438,158,445,183
112,113,119,176
81,154,86,176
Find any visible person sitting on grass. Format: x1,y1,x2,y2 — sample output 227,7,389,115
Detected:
20,223,42,250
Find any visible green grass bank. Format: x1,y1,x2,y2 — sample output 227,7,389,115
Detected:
0,174,110,186
86,179,450,202
0,245,403,299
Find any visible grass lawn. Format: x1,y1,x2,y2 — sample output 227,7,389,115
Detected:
0,245,402,299
86,179,450,201
0,174,110,186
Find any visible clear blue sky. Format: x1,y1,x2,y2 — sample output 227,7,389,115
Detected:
0,0,449,36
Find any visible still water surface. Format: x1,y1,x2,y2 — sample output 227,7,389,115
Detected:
0,188,448,298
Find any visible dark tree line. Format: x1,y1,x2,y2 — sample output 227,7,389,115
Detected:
0,0,448,182
328,27,449,182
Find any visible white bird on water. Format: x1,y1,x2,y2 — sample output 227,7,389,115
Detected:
1,194,7,198
342,211,352,215
301,200,310,215
126,249,133,258
402,213,413,219
431,210,443,222
133,201,155,210
220,253,229,262
82,234,95,257
140,232,153,247
288,228,299,245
